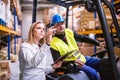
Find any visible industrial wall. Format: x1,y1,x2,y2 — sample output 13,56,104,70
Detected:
22,10,44,40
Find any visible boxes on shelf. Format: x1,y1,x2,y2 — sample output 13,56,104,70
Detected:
80,46,104,56
0,0,14,29
0,47,8,60
10,38,21,55
0,46,18,62
0,18,6,26
0,1,6,21
6,11,13,29
114,47,120,58
5,0,14,29
0,1,7,27
0,60,11,72
0,60,11,80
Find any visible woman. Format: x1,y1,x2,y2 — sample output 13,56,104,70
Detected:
19,21,61,80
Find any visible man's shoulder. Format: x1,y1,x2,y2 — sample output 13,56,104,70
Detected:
65,28,74,35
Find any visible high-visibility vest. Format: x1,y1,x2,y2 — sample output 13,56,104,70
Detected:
50,29,86,63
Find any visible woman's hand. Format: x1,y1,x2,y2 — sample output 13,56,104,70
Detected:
46,27,56,36
46,28,56,44
75,60,85,68
52,61,62,69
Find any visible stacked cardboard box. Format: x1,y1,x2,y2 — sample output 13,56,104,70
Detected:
78,43,104,56
0,60,11,80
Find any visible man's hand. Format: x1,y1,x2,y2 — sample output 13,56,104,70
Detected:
75,60,85,68
52,61,62,69
99,41,106,48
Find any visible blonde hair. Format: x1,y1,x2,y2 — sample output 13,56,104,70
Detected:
27,21,45,45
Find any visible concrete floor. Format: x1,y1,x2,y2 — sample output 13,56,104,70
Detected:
10,61,20,80
10,59,120,80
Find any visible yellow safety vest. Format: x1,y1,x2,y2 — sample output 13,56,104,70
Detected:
50,29,86,63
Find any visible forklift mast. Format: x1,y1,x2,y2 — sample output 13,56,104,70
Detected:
93,0,120,80
103,0,120,48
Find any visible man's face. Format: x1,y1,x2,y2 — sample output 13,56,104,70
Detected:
54,22,65,34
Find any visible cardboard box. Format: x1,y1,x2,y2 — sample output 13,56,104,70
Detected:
0,60,11,80
0,71,11,80
80,46,104,56
0,60,11,74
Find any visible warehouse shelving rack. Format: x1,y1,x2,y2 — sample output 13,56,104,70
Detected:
0,0,21,60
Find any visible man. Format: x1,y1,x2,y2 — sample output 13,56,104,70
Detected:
49,14,103,80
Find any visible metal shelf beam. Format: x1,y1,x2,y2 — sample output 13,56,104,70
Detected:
0,25,21,36
77,29,116,35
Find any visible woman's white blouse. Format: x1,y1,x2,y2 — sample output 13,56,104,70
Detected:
19,42,54,80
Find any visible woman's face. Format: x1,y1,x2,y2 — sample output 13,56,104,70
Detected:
33,23,45,41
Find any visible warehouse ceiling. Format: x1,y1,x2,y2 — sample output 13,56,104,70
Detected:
20,0,56,11
20,0,120,13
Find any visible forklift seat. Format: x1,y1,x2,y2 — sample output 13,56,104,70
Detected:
46,71,90,80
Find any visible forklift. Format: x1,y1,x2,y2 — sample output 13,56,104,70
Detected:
32,0,120,80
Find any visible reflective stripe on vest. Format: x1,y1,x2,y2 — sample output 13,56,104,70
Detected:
50,29,86,63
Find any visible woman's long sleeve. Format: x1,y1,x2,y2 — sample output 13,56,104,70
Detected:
19,42,47,69
20,47,45,68
41,43,55,74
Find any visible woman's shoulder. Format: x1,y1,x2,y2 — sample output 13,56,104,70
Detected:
21,41,31,48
